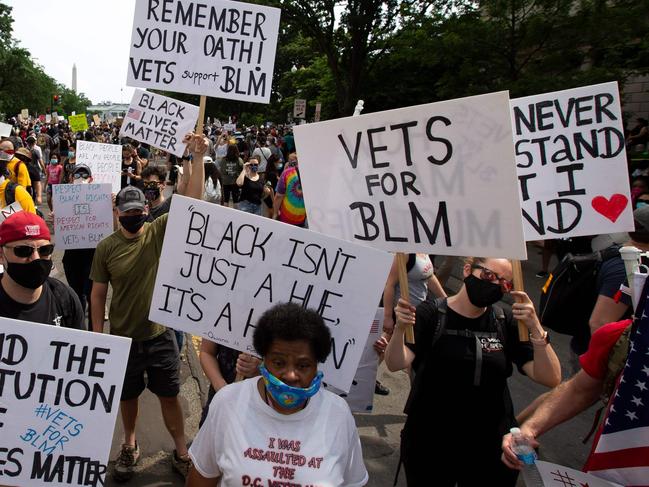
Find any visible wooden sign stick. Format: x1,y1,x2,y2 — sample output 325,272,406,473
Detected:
396,253,416,344
196,95,207,134
511,259,529,342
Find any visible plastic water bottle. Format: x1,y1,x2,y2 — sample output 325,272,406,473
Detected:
510,427,544,486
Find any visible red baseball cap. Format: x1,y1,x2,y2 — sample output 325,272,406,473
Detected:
0,211,51,245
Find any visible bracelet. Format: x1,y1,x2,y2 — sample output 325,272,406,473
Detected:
529,330,550,347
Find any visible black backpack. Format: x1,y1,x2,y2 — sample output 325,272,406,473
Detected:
538,246,621,336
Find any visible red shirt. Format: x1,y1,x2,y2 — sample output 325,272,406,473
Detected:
579,319,632,380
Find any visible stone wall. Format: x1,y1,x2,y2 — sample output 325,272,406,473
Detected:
623,74,649,128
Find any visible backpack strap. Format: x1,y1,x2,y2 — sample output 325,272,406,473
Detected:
4,181,17,206
45,278,77,328
442,304,506,386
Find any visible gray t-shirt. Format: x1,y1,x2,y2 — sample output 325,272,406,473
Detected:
395,254,435,307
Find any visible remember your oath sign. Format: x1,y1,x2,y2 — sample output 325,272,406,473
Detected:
127,0,281,104
294,91,527,259
149,196,393,392
512,82,634,240
0,318,131,487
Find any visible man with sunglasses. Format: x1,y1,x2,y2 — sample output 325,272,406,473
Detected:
141,165,173,222
0,211,85,330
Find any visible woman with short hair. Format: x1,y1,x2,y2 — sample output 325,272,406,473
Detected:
187,302,369,487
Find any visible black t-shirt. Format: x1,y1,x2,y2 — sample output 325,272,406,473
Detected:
240,176,264,205
147,196,172,222
406,299,533,439
0,276,85,330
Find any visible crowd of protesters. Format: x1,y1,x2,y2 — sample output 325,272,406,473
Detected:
1,111,648,487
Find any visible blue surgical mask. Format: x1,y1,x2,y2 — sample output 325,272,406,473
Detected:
50,159,59,164
69,151,75,158
637,201,649,209
259,362,322,409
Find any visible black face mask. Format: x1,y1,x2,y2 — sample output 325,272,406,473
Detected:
119,214,147,233
144,188,161,202
464,274,503,307
6,259,53,289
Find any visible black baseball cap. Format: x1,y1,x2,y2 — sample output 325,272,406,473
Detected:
116,186,146,212
72,164,92,177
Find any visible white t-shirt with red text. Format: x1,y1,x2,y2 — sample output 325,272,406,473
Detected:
189,378,368,487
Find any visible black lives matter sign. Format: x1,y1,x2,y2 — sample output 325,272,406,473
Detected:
127,0,281,104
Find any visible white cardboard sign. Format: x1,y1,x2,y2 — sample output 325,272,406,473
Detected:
294,99,306,119
0,122,12,137
325,309,382,412
223,123,236,133
149,196,393,392
75,141,122,194
537,461,622,487
294,91,528,259
0,202,23,223
119,89,200,157
0,317,131,487
512,82,633,240
52,184,113,250
127,0,281,104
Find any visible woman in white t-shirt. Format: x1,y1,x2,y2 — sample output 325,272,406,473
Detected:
187,303,369,487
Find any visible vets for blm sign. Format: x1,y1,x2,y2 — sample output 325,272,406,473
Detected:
0,318,130,487
512,82,633,240
294,91,528,259
149,196,393,392
127,0,281,103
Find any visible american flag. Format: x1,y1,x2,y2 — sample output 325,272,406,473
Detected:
583,288,649,486
126,108,141,121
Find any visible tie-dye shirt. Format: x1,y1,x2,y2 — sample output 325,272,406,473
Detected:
275,166,306,225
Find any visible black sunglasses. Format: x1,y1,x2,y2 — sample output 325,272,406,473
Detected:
5,244,55,258
73,173,90,179
472,264,514,292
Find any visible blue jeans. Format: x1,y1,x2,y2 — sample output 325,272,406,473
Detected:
239,200,262,215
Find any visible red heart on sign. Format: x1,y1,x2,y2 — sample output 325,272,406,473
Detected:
591,194,628,223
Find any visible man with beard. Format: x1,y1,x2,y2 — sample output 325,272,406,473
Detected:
90,133,207,482
0,211,84,329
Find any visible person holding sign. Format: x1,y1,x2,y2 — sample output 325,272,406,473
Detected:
384,257,560,486
121,144,143,189
90,133,208,482
0,211,85,329
188,302,369,487
236,156,271,216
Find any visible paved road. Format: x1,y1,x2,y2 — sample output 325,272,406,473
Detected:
46,199,594,487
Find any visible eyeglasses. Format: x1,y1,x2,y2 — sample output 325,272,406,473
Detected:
143,181,162,189
73,173,90,180
5,244,55,258
472,264,514,292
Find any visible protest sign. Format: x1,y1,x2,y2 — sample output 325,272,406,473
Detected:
536,461,622,487
0,122,11,137
324,310,382,412
119,89,199,157
127,0,281,104
38,115,46,123
294,91,527,259
0,202,23,223
149,196,392,392
512,82,633,240
45,114,51,123
20,109,29,119
294,99,306,119
223,123,236,133
76,141,122,193
52,184,113,250
92,114,101,126
0,317,131,487
69,113,88,132
51,112,59,123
